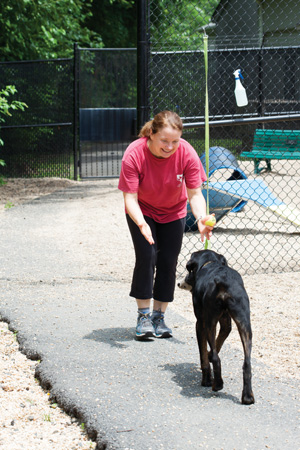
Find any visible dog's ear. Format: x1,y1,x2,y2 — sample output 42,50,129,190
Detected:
186,251,203,272
219,254,228,266
186,259,196,273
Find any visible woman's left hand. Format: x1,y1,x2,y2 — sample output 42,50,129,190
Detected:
197,215,215,242
186,187,216,242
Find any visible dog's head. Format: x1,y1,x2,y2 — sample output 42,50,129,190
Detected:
178,250,228,291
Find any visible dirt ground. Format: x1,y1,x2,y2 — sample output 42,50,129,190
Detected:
0,177,79,213
0,177,299,449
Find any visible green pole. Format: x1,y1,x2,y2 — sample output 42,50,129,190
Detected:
203,33,211,250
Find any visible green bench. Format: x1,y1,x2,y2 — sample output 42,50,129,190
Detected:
240,129,300,174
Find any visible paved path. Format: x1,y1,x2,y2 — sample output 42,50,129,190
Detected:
0,183,299,450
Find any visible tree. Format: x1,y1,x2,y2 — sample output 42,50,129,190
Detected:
150,0,219,51
86,0,137,48
0,0,103,61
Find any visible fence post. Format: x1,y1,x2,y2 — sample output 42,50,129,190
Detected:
137,0,150,132
73,42,79,180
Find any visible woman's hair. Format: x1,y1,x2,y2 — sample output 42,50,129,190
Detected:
138,110,183,137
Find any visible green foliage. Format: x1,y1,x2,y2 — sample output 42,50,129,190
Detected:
87,0,137,48
79,49,137,107
0,85,27,169
0,0,103,61
0,0,220,61
150,0,219,50
0,85,27,121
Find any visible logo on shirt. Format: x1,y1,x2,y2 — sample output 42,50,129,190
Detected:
177,174,183,184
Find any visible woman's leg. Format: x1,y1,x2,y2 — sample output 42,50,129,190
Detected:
126,215,185,338
153,217,186,302
151,218,186,337
126,215,157,338
153,300,169,313
126,215,157,300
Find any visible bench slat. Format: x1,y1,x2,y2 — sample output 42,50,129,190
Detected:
241,128,300,172
253,138,300,148
253,147,300,152
241,151,300,160
255,129,300,136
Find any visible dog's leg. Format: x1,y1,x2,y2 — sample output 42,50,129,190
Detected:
208,313,232,362
196,319,212,387
232,315,255,405
239,324,254,405
206,322,223,391
216,313,232,353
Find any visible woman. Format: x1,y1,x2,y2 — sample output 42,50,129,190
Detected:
118,110,214,339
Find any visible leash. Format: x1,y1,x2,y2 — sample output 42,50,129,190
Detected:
203,32,211,250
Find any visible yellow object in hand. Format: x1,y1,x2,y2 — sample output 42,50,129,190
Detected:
205,215,216,227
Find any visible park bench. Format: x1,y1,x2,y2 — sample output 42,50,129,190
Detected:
240,129,300,174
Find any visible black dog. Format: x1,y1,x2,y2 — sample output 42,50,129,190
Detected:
178,249,254,405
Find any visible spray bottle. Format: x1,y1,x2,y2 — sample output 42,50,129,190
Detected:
233,69,248,107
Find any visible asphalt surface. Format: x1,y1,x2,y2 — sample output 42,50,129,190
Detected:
0,183,299,450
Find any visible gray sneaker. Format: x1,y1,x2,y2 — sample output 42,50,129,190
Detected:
152,315,173,338
136,313,155,339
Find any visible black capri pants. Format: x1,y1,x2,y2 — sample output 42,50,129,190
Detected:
126,214,186,302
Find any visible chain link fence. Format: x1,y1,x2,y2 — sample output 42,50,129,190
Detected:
0,1,299,276
0,59,75,178
148,0,300,275
79,48,137,178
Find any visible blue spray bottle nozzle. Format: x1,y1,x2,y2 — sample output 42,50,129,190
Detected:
233,69,244,80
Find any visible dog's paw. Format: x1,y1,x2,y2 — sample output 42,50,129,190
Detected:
242,391,255,405
201,369,212,387
212,379,224,391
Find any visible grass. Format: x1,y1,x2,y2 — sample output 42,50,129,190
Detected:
1,156,75,180
5,201,14,209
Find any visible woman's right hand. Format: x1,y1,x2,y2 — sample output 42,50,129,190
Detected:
138,222,155,245
123,192,154,245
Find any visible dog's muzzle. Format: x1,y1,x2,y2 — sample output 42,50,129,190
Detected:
177,278,192,291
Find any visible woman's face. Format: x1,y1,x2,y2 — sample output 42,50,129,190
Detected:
148,126,182,159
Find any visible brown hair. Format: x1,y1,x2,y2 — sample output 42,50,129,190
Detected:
138,110,183,137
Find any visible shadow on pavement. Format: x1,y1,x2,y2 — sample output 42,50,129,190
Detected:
83,327,136,348
161,362,240,403
83,327,186,348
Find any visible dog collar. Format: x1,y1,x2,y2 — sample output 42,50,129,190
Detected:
200,261,214,270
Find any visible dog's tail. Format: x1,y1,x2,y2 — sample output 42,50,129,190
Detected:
216,282,231,302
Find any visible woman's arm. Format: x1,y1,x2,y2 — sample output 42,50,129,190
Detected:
187,187,215,242
123,192,154,245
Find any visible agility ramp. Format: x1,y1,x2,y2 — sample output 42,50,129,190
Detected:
186,146,300,231
185,147,248,231
186,189,242,231
209,178,300,227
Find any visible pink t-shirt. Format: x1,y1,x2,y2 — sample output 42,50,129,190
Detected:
118,136,207,223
